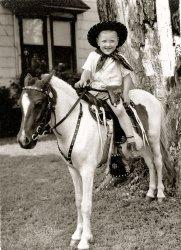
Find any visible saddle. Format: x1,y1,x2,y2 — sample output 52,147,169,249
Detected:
77,89,145,179
77,89,140,145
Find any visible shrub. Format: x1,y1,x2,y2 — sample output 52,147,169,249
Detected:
0,79,22,138
54,63,80,86
0,67,81,138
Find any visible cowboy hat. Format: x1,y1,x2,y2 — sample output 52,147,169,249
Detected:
87,21,128,48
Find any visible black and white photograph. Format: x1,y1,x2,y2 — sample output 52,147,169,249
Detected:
0,0,181,249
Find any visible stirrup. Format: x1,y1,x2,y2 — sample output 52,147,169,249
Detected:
126,136,137,152
127,141,137,152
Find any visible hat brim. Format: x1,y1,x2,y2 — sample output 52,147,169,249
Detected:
87,21,128,48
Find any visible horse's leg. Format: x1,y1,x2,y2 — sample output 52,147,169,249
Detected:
142,149,157,199
68,166,83,247
77,165,95,250
149,139,165,200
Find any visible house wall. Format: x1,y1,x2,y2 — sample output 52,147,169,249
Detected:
76,0,99,72
0,1,99,87
0,5,19,86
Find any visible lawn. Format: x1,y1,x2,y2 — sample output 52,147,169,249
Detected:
1,136,181,250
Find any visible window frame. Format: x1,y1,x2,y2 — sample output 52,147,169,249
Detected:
18,13,77,75
18,16,48,74
50,15,77,72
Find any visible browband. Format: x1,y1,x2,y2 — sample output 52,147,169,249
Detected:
23,86,49,96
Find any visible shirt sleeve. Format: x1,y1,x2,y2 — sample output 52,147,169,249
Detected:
120,64,132,78
82,52,96,72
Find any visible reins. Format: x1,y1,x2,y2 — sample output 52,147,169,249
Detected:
22,84,108,165
51,88,88,130
22,86,88,132
51,87,106,130
22,85,88,165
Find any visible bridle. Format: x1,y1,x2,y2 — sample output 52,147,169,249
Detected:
22,85,87,164
22,85,53,140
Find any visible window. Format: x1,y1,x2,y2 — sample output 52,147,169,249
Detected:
19,16,76,76
20,18,48,76
51,19,76,71
23,19,44,45
53,21,71,46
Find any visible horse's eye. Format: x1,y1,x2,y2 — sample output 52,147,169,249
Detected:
35,102,43,107
17,99,21,107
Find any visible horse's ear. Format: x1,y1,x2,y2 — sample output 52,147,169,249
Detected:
24,73,33,86
41,70,55,86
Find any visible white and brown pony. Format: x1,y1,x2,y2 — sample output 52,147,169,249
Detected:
17,72,170,250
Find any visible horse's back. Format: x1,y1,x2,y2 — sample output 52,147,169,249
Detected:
129,89,160,106
129,89,162,137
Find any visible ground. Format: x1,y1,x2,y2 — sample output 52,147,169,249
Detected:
0,135,181,250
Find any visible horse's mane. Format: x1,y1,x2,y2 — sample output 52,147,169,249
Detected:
50,75,78,98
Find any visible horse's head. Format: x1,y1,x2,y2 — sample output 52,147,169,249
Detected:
17,71,54,149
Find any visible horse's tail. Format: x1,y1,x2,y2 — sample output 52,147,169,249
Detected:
160,106,176,185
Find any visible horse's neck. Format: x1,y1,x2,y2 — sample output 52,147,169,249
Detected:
50,77,79,138
53,79,77,109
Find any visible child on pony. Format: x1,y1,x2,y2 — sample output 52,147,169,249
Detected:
75,21,137,154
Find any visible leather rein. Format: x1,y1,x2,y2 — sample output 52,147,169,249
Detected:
22,86,88,164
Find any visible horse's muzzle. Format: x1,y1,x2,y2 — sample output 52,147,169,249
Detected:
17,132,37,149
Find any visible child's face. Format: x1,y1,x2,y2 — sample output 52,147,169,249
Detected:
97,30,119,55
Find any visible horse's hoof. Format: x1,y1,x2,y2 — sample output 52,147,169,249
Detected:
77,240,90,250
78,248,89,250
157,197,165,203
89,237,94,244
146,196,154,203
77,247,89,250
70,239,79,248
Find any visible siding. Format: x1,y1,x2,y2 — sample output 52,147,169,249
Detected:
0,5,17,86
0,0,99,86
76,0,99,71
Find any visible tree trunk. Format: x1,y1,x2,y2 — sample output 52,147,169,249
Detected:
97,0,174,96
97,0,117,21
180,0,181,36
97,0,180,189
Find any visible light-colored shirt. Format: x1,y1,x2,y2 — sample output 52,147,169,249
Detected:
82,51,131,90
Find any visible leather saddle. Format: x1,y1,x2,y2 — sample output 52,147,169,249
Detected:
77,89,148,179
77,89,128,145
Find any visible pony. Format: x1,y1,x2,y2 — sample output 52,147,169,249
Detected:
17,72,170,250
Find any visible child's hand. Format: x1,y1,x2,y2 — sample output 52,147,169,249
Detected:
74,79,88,89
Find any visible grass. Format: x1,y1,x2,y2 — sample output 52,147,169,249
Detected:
1,137,181,250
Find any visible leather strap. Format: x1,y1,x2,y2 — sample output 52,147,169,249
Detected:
56,103,83,165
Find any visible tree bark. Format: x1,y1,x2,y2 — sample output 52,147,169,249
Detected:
180,0,181,35
96,0,180,188
97,0,117,21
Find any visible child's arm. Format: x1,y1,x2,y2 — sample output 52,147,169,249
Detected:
122,74,134,105
74,70,91,88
